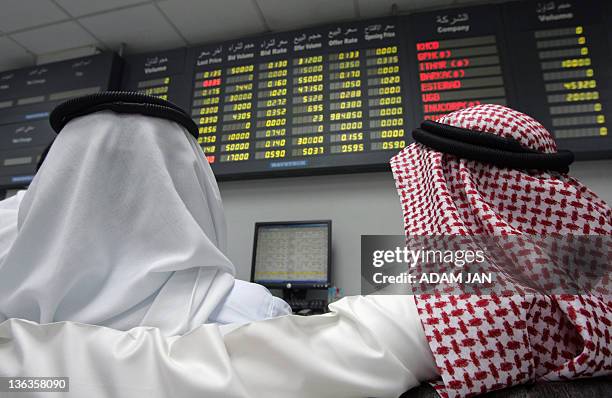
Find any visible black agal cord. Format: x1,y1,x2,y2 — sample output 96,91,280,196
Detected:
412,120,574,173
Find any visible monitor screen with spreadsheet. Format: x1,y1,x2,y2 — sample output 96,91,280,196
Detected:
251,221,331,289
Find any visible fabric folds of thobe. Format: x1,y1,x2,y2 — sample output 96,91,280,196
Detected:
0,194,289,326
0,295,437,398
0,190,24,263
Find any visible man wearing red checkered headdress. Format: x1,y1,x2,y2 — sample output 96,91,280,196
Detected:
391,104,612,397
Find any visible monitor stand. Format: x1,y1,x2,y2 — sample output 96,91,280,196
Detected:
282,288,327,315
282,288,307,304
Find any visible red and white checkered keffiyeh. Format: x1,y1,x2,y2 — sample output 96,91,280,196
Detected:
390,104,612,397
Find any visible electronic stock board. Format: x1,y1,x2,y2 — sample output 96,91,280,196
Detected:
124,1,612,180
187,18,412,178
504,0,612,158
0,53,120,188
121,48,191,111
405,5,514,122
3,0,612,186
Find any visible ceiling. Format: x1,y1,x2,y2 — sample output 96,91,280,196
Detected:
0,0,495,72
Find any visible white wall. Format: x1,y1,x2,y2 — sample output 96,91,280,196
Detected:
219,160,612,296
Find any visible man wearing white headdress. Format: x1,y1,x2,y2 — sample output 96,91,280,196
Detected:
0,96,290,334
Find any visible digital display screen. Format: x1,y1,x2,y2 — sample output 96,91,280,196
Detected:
253,223,329,285
187,18,413,179
405,5,512,122
0,53,120,188
504,0,612,158
121,48,191,111
2,2,612,188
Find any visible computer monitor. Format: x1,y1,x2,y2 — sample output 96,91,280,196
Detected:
251,220,331,290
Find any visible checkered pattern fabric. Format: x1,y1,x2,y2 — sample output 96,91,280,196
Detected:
390,104,612,397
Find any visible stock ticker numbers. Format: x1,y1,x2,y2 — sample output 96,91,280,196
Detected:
3,3,612,189
191,43,226,165
258,57,289,161
121,48,191,110
111,2,612,182
364,45,406,153
504,0,612,157
407,6,510,122
187,19,411,178
533,25,603,139
291,52,327,158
